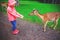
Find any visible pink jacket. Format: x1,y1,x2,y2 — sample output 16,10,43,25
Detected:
7,7,20,21
7,0,20,21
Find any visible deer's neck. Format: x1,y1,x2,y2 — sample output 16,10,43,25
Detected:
36,13,43,20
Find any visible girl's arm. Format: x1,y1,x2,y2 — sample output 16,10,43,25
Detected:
16,12,24,18
7,7,20,17
7,7,24,18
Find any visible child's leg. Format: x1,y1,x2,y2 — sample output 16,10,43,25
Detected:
10,20,19,35
10,20,16,31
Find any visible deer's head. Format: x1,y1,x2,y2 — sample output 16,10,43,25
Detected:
1,2,8,8
29,9,39,16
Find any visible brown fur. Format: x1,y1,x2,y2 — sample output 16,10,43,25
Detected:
0,2,8,8
30,10,60,32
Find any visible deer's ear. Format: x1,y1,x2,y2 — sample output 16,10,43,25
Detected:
33,8,36,10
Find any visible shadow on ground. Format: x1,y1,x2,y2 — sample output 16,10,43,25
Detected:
0,12,60,40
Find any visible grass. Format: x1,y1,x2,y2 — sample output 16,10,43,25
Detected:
1,1,60,30
15,1,60,30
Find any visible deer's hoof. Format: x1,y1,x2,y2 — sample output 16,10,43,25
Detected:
43,30,46,32
53,27,55,30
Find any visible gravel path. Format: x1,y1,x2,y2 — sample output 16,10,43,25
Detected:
0,12,60,40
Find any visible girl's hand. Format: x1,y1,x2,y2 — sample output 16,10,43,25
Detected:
17,12,24,18
20,14,24,19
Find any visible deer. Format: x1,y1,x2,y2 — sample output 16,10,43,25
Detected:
29,9,60,32
0,2,8,9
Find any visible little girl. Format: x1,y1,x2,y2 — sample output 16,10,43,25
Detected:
7,0,24,35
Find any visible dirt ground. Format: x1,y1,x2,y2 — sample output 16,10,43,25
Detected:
0,12,60,40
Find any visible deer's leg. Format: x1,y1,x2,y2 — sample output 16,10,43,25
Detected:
43,21,48,32
53,18,59,29
51,24,54,27
51,21,54,28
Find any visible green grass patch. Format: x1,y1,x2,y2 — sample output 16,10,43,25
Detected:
15,1,60,30
1,1,60,30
